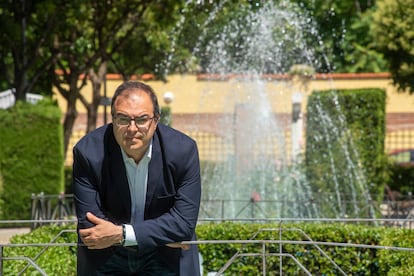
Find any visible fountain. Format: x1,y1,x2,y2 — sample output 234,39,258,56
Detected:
164,1,376,219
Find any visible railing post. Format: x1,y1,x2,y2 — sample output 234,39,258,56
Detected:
0,245,3,274
262,242,266,276
30,193,37,222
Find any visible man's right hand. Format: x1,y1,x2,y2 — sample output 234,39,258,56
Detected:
79,212,123,249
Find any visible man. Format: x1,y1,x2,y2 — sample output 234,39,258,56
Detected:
73,81,201,275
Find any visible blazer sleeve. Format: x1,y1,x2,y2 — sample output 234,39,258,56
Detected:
72,145,106,229
72,125,117,230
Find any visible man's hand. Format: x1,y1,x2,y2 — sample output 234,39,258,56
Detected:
79,212,123,249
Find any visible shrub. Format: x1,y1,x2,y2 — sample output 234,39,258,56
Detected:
4,224,77,275
387,163,414,196
3,222,414,275
305,88,388,217
0,99,64,220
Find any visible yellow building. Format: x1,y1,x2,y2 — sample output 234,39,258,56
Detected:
55,73,414,166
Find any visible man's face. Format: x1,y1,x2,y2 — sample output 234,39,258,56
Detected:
112,89,158,161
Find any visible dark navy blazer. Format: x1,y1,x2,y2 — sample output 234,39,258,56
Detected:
73,123,201,275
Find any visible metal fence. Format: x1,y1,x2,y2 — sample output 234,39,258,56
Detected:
0,89,44,110
1,218,414,275
30,193,76,230
22,190,414,274
65,111,414,166
30,193,414,229
386,113,414,153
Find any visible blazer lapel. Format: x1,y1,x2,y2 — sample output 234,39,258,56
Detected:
145,135,163,211
106,125,131,221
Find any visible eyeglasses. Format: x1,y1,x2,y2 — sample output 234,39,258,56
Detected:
114,114,155,128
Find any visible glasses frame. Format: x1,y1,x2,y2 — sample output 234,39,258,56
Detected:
113,114,156,128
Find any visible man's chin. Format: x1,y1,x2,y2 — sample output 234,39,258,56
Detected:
127,140,147,150
126,142,141,149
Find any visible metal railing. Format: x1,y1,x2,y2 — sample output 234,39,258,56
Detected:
0,89,44,109
2,218,414,275
30,193,414,229
0,228,76,275
22,193,414,274
30,193,76,230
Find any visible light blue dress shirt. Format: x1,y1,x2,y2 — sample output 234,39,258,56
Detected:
120,142,152,246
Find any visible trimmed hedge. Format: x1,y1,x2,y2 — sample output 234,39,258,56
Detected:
4,222,414,275
0,99,64,220
4,224,77,275
160,106,172,126
305,88,388,217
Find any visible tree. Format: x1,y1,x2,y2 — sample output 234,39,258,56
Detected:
82,0,157,133
371,0,414,94
50,0,184,155
294,0,386,73
341,9,387,73
167,0,387,74
86,1,188,132
172,0,318,75
110,1,187,80
0,0,63,99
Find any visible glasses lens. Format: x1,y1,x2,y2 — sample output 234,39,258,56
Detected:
134,117,150,126
116,115,130,126
115,115,153,127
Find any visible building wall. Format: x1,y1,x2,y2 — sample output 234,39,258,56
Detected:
57,73,414,165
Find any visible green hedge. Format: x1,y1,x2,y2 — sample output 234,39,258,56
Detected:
64,166,73,194
0,99,64,220
4,224,77,275
4,222,414,275
387,163,414,196
305,88,388,217
160,106,172,126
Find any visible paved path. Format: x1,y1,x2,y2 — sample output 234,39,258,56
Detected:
0,228,31,244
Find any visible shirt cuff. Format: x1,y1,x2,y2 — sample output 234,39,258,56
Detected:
123,224,138,246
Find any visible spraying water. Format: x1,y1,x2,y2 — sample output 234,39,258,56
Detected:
164,1,376,219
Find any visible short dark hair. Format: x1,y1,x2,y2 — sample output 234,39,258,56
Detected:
111,81,160,118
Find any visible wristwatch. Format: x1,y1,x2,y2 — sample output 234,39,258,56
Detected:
120,224,126,246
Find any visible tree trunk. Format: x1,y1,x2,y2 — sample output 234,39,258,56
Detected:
86,62,108,133
63,97,78,158
58,71,87,159
14,74,27,101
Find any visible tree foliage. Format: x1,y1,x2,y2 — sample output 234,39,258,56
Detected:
109,1,185,80
174,0,321,74
371,0,414,94
0,0,63,99
0,0,410,158
169,0,387,74
49,0,185,154
293,0,386,73
0,0,187,155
